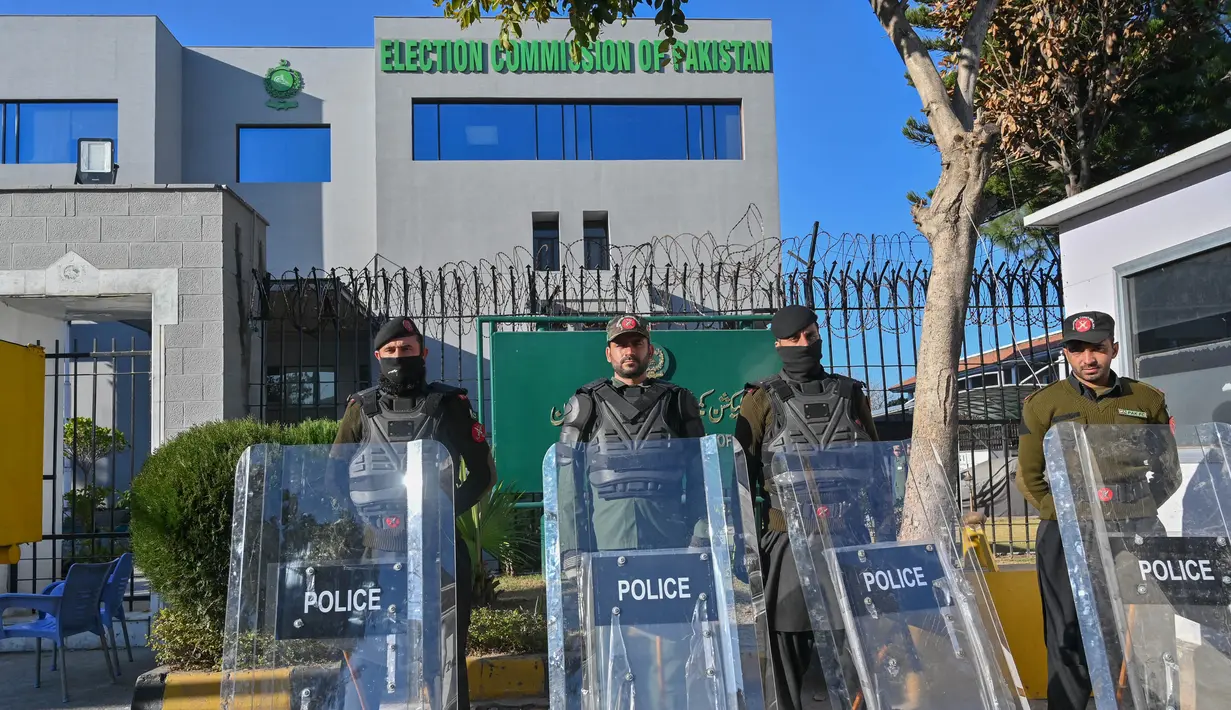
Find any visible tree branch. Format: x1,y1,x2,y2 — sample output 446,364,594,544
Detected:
870,0,966,149
953,0,1000,129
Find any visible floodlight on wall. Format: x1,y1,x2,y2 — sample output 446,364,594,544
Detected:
75,138,118,185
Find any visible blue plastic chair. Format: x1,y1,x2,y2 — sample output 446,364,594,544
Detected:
42,552,136,674
0,561,118,703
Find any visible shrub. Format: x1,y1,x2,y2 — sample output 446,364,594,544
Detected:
468,606,548,657
130,417,339,671
148,605,224,672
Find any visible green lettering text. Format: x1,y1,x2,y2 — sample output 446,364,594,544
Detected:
740,41,756,71
406,41,421,73
617,40,632,72
581,45,595,72
380,39,395,72
492,43,506,72
755,41,772,72
470,40,485,73
684,40,699,72
698,41,713,72
718,41,733,72
544,40,560,72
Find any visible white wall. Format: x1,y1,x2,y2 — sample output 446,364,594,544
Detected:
0,304,68,593
1058,157,1231,377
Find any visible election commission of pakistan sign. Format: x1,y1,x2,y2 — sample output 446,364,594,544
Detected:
489,329,779,493
379,38,773,74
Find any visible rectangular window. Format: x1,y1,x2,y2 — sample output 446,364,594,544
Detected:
533,213,560,272
1128,244,1231,357
413,103,440,160
583,212,610,270
413,101,741,161
439,103,537,160
238,126,331,183
0,101,118,165
266,368,337,406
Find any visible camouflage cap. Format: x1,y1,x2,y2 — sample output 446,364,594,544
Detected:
606,314,650,343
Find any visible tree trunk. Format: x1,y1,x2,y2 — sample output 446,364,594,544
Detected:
901,127,997,540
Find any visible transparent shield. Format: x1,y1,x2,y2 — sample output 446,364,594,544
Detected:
544,435,771,710
1046,421,1231,709
221,439,457,710
772,441,1028,710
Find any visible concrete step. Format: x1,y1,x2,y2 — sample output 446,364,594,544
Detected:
0,611,151,652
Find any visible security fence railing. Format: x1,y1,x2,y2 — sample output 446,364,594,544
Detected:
246,226,1064,560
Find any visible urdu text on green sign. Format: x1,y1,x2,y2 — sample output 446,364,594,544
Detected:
488,329,780,494
378,38,772,74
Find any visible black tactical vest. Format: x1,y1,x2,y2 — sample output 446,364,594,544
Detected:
347,382,462,549
576,379,687,500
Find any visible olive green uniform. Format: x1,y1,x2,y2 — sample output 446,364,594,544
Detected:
1017,372,1180,710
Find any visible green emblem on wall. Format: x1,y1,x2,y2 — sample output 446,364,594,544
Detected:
264,59,303,110
646,344,672,379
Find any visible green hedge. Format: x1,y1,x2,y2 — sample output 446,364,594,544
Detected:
468,606,548,656
133,417,339,671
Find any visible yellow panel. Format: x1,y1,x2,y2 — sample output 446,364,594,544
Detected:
468,656,547,700
0,341,44,555
163,670,291,710
985,567,1048,699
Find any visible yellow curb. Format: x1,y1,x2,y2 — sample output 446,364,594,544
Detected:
984,567,1047,699
162,670,291,710
468,655,547,700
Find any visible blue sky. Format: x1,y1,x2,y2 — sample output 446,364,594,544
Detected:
0,0,942,242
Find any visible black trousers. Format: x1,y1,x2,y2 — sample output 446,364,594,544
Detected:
1037,519,1092,710
770,631,814,710
456,537,473,710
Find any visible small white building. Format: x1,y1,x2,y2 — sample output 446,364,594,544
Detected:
1026,129,1231,428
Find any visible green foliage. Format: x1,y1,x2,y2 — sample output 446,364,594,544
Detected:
457,481,537,606
148,605,225,672
278,417,340,446
132,417,333,670
468,606,548,656
63,416,129,476
433,0,690,62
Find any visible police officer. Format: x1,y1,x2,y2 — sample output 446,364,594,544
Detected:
1017,310,1180,710
331,317,496,710
555,314,707,709
558,314,708,547
734,305,880,710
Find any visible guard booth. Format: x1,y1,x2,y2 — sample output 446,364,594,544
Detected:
0,340,45,566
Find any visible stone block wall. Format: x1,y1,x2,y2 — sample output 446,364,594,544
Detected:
0,185,267,446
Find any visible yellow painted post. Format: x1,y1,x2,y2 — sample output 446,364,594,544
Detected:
0,340,44,564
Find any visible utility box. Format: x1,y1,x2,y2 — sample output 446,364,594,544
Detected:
0,340,44,564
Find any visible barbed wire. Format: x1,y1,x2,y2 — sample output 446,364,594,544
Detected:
251,208,1062,340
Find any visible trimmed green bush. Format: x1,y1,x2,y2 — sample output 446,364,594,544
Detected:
131,417,338,671
468,606,548,656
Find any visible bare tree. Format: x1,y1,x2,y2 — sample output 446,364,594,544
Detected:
434,0,1005,532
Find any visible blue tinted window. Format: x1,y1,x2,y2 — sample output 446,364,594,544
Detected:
413,103,439,160
1,102,118,164
536,104,564,160
533,215,560,271
439,104,536,160
413,101,740,161
686,105,703,159
715,105,742,159
575,104,592,160
238,126,331,183
591,104,688,160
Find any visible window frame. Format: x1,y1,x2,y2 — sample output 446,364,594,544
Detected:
1114,225,1231,377
0,99,119,165
583,211,610,270
235,123,333,183
412,99,742,162
532,212,561,272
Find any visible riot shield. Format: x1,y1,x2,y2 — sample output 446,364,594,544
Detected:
221,439,457,710
543,435,771,710
1045,421,1231,709
772,441,1028,710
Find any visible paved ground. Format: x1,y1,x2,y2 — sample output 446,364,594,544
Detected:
0,645,155,710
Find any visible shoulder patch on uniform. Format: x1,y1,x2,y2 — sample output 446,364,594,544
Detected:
471,421,487,443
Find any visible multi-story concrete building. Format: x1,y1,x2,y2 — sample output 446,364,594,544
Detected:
0,13,779,596
0,14,779,274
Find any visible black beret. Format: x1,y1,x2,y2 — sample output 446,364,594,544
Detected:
770,305,818,339
373,317,421,350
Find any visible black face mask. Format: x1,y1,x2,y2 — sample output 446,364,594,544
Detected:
379,355,426,392
777,341,824,381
